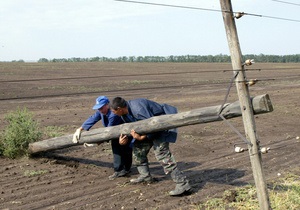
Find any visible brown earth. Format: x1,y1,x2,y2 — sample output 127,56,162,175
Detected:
0,62,299,210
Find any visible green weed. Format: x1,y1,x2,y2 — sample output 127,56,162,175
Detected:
123,80,151,85
24,169,49,177
0,107,42,158
43,126,65,138
193,172,300,210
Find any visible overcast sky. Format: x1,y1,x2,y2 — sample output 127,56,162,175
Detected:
0,0,299,61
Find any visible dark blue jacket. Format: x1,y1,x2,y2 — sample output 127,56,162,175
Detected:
126,98,178,143
82,109,123,130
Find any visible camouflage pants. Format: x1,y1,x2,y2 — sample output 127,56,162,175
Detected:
133,138,177,174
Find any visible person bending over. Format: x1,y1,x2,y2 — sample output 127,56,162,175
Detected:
111,97,191,196
73,96,132,180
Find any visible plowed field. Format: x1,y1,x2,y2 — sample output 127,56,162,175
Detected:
0,62,299,210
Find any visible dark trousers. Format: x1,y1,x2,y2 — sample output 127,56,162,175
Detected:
111,139,132,172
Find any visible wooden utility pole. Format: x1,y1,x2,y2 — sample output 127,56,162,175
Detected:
28,94,273,154
220,0,271,209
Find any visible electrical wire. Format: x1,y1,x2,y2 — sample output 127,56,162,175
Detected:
0,70,229,83
114,0,223,13
218,71,239,115
0,75,299,101
0,69,249,83
0,82,231,101
1,67,299,83
114,0,300,23
271,0,300,6
224,67,300,72
246,12,300,23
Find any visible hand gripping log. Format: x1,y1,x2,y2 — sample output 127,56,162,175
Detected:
28,94,273,154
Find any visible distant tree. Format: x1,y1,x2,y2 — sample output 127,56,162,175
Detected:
24,54,300,63
11,59,25,63
136,56,144,62
89,57,100,62
128,56,136,62
167,55,175,62
38,58,49,62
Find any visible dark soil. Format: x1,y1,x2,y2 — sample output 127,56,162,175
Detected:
0,62,299,210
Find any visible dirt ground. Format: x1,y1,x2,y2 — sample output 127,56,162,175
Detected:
0,62,299,210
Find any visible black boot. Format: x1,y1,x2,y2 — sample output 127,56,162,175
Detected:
169,168,192,196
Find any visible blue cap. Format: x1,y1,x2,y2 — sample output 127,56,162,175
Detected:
92,96,109,110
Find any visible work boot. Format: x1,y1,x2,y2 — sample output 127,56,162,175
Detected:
108,170,129,180
130,165,153,184
169,168,192,196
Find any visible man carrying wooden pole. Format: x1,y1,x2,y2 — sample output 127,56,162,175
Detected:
28,94,273,154
220,0,271,209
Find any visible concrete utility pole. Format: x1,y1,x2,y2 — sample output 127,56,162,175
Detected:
220,0,271,209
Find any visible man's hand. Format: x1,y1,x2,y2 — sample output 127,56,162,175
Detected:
130,129,140,139
72,128,82,143
130,129,146,141
119,134,128,145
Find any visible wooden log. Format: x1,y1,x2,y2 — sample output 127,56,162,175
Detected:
28,94,273,154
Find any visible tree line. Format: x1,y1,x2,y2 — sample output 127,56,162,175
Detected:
36,54,300,63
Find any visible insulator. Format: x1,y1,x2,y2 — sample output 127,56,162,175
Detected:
243,59,255,66
235,12,245,19
247,79,258,86
234,146,245,153
261,147,270,154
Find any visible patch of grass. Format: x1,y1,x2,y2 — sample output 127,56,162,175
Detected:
37,86,64,90
196,198,227,210
0,107,42,159
270,173,300,210
123,80,151,85
194,172,300,210
24,169,49,177
43,126,66,138
36,85,108,93
67,86,108,92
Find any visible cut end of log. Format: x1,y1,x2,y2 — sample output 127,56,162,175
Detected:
252,94,273,114
28,94,273,154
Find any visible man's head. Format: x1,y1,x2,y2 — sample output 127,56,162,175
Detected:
93,96,110,115
111,97,128,116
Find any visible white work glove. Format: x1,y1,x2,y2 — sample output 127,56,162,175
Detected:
72,128,82,143
83,143,97,148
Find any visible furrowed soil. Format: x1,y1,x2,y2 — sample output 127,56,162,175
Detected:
0,62,299,210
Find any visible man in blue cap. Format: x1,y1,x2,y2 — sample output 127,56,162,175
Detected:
73,96,132,180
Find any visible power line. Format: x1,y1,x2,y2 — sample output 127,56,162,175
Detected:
223,67,300,72
114,0,300,23
2,67,299,83
1,75,299,101
271,0,300,6
251,13,300,23
114,0,223,13
0,82,229,101
0,69,251,83
0,70,228,83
